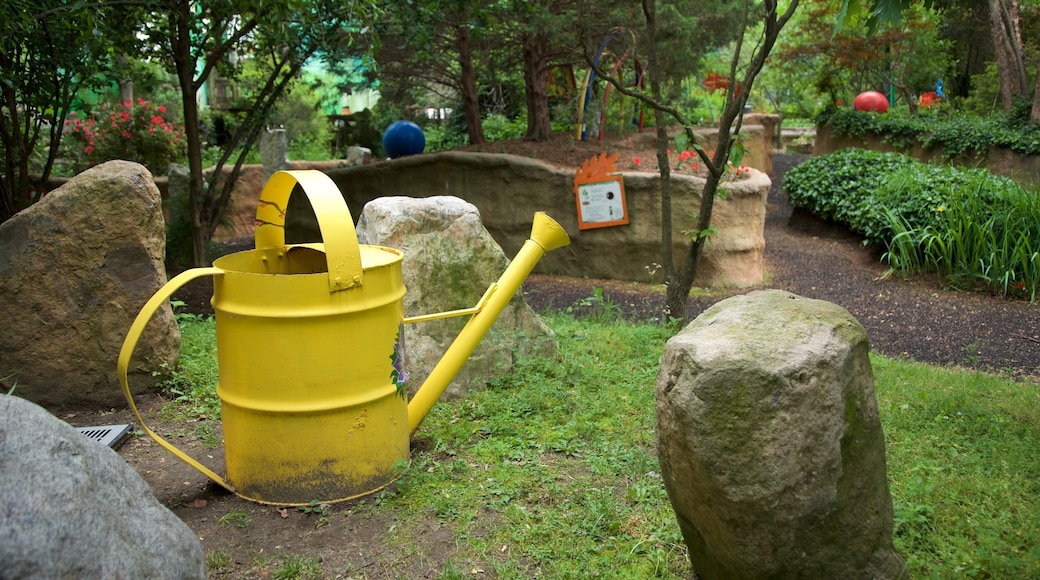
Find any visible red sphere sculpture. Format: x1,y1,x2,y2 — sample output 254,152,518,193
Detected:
853,91,890,113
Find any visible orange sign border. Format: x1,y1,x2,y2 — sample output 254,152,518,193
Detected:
574,177,628,230
573,153,629,230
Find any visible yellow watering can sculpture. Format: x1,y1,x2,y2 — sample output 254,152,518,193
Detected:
118,170,569,505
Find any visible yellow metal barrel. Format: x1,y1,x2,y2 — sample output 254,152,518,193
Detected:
212,171,408,504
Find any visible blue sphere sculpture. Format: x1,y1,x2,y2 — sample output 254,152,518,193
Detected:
382,121,425,159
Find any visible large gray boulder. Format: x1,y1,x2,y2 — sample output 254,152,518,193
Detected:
656,290,906,579
0,395,206,579
356,196,557,400
0,161,179,410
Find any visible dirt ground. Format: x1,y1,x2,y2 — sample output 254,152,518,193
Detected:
67,131,1040,578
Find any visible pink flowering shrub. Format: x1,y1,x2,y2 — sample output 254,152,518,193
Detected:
63,99,186,175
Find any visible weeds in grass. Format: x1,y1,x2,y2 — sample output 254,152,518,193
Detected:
2,373,17,396
157,315,219,419
872,355,1040,577
205,547,232,571
218,510,251,529
270,553,322,579
195,422,220,448
568,286,621,322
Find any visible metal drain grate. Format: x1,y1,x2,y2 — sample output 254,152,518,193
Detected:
75,424,132,449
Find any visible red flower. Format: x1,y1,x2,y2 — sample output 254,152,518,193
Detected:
633,156,641,165
919,92,940,107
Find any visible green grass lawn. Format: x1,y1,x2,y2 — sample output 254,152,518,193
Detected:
167,311,1040,578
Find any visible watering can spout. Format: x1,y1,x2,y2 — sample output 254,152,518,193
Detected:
531,212,571,253
406,212,570,434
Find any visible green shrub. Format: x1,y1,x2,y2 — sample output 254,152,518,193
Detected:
781,148,916,227
62,99,186,175
818,106,1040,157
482,113,526,142
884,177,1040,300
863,164,1013,247
784,147,1040,301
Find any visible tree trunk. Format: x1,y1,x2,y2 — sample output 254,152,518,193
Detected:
522,32,552,141
116,54,133,105
988,0,1027,112
0,82,28,221
1031,59,1040,123
169,2,208,267
456,25,484,146
639,0,688,322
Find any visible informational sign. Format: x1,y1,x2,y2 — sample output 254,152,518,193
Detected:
573,153,629,230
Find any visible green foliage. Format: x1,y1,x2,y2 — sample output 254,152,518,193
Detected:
784,147,1039,300
958,62,1004,117
205,548,233,572
270,553,322,580
2,372,17,396
778,1,953,109
424,112,529,153
865,164,1013,247
218,510,252,528
481,113,526,143
884,176,1040,301
386,313,689,577
0,1,139,220
818,106,1040,157
157,314,219,419
567,287,621,323
163,182,195,268
234,64,337,161
422,124,468,153
61,99,186,175
296,499,330,518
782,147,916,226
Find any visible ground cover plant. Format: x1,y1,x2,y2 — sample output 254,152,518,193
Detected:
162,309,1040,578
782,148,1040,301
818,106,1040,158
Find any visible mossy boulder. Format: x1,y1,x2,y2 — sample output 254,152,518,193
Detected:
356,196,557,400
655,290,906,579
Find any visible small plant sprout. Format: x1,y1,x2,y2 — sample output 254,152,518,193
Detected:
297,499,330,516
218,510,251,529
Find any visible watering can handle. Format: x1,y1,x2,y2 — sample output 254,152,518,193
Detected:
117,267,234,492
254,170,363,292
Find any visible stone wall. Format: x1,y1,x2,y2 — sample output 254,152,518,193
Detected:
814,124,1040,184
305,152,769,288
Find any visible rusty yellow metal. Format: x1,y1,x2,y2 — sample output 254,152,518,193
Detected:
117,170,570,506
